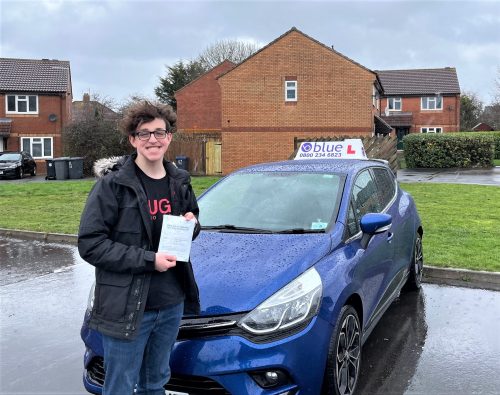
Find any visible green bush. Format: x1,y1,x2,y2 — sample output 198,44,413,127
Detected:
403,133,495,168
467,131,500,159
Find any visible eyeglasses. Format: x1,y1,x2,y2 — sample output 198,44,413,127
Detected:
134,129,171,141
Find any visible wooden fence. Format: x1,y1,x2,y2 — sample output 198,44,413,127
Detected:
165,132,221,175
293,135,399,173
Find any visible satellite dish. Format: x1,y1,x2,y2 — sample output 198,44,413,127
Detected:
48,114,57,122
384,107,390,117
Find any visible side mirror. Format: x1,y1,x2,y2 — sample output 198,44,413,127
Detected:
360,213,392,249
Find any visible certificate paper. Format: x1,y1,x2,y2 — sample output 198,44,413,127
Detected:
158,215,196,262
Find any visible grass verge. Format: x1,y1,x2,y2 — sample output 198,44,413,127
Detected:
1,178,498,272
400,183,500,272
0,177,220,235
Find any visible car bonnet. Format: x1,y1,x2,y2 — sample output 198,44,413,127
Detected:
190,231,332,315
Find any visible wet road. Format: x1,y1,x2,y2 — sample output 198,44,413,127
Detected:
1,236,499,395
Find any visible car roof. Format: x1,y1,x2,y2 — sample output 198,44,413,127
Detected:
234,159,389,175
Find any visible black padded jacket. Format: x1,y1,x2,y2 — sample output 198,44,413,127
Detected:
78,153,201,340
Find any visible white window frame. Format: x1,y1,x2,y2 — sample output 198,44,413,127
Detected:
421,127,443,134
20,137,53,158
388,97,402,111
421,96,442,110
6,94,39,114
285,80,297,102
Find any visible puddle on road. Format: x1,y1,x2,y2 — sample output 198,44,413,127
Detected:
0,236,83,286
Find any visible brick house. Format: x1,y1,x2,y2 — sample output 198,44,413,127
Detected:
472,122,494,132
377,68,461,148
218,27,389,174
176,60,235,133
0,58,72,173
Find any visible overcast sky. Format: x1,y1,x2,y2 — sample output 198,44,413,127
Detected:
1,0,499,107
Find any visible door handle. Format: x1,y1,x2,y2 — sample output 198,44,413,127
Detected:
387,232,394,242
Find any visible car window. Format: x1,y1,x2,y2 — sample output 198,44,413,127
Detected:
372,167,396,209
352,169,381,218
199,172,343,232
0,153,21,161
346,201,360,237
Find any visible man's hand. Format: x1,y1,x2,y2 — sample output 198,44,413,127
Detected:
154,253,177,272
183,212,197,223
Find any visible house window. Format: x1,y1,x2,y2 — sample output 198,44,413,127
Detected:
388,97,402,111
421,96,442,110
6,94,39,114
21,137,53,158
285,80,297,101
421,127,443,133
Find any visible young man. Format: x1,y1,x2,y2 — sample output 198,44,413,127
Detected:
78,101,200,395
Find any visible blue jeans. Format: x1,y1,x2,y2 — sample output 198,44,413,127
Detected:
101,302,184,395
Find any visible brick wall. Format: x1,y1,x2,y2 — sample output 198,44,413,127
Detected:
222,129,368,174
0,93,71,173
219,30,376,131
380,95,460,132
176,60,235,132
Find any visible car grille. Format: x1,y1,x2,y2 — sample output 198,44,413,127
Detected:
87,356,105,386
177,313,244,340
178,313,311,344
165,374,230,394
87,357,230,394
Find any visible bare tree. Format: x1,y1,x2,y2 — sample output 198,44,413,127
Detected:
64,93,132,175
495,66,500,102
198,39,261,69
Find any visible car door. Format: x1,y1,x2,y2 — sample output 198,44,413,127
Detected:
372,167,408,298
346,168,395,330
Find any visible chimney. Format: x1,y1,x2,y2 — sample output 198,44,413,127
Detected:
83,93,90,102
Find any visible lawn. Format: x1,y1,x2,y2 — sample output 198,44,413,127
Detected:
0,177,220,235
400,183,500,272
0,178,498,272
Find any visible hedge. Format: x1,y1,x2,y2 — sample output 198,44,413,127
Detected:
468,131,500,159
403,132,496,168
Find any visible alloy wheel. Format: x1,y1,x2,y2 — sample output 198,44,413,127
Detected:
335,313,360,395
414,236,423,283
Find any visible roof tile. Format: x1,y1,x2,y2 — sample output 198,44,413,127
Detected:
0,58,71,93
376,68,460,95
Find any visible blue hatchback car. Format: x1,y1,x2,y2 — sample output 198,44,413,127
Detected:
81,156,423,395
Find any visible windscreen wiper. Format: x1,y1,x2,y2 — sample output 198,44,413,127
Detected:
275,228,326,234
202,225,274,234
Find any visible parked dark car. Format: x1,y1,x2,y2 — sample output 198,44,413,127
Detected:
0,151,37,179
81,150,424,394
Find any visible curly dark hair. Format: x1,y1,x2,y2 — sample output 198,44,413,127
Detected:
121,100,177,136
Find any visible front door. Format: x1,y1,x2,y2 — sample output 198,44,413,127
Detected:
396,127,410,150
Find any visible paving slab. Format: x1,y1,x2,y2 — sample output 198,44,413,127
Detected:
398,166,500,186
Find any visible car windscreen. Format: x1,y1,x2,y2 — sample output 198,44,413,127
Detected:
199,172,343,232
0,153,21,161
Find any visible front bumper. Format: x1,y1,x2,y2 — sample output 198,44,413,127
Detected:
82,314,332,395
0,167,17,178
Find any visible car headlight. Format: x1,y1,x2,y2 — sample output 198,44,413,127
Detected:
238,268,322,335
87,281,95,311
8,163,20,169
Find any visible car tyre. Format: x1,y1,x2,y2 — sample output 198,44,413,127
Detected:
31,166,36,176
17,167,24,179
405,233,423,291
322,305,361,395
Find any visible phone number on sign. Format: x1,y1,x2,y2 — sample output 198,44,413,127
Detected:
299,152,342,158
